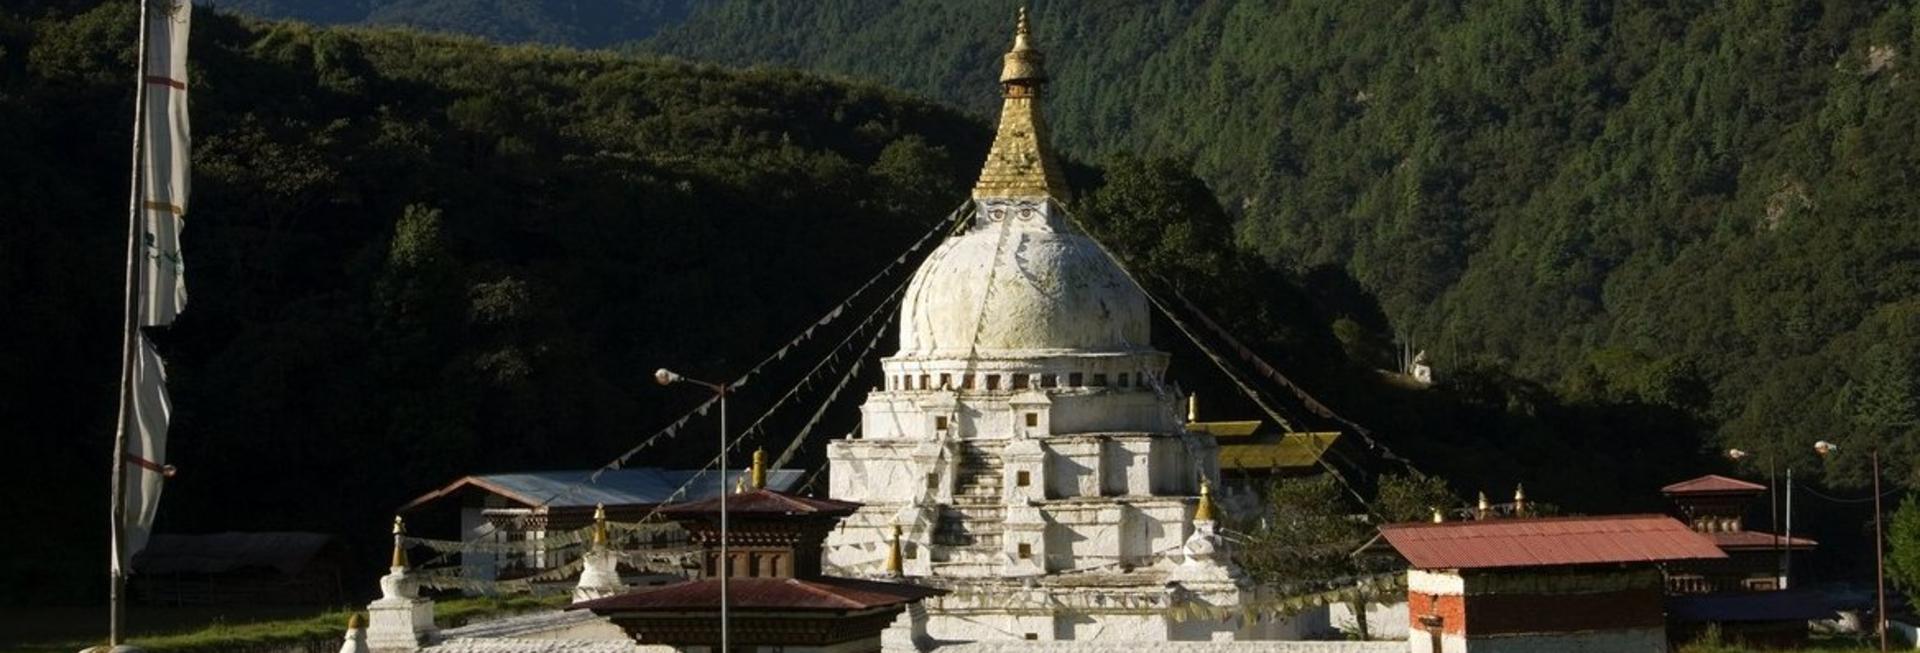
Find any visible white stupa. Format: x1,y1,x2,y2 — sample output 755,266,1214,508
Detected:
824,9,1275,643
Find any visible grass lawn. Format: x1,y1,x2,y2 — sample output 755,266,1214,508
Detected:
5,594,569,653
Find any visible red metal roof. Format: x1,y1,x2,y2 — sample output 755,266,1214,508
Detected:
1661,474,1767,495
1708,530,1819,551
1379,514,1726,570
571,576,942,612
660,488,863,517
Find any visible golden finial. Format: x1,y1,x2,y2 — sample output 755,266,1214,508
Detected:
1194,479,1216,523
975,4,1068,202
735,475,747,494
750,448,767,490
1187,394,1198,423
1431,508,1445,523
1513,483,1527,517
347,613,363,629
885,524,904,576
592,503,610,549
390,515,409,569
1476,491,1489,519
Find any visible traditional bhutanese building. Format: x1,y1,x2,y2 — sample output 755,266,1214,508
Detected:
1381,515,1726,653
822,10,1280,643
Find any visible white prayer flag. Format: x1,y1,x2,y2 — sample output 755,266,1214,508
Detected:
119,0,192,572
120,334,173,570
140,0,191,327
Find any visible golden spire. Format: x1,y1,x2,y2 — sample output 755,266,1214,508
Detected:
1187,394,1198,423
390,515,409,569
885,524,904,576
592,503,610,549
1194,479,1216,522
1476,491,1489,519
1431,508,1445,523
1513,483,1527,518
973,6,1071,202
750,448,767,490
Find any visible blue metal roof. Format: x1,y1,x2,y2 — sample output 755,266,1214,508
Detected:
401,468,806,512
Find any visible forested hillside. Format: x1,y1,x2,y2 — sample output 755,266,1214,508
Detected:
0,1,984,603
634,1,1920,487
209,0,1920,489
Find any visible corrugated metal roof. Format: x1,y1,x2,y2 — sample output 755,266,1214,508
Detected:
662,488,861,516
1379,514,1726,570
571,577,943,612
1661,474,1767,495
1708,530,1819,551
401,468,804,512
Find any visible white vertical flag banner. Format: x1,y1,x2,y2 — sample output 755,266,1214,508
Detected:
120,0,192,571
122,334,174,567
140,0,191,328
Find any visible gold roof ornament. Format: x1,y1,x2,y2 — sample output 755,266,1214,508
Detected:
592,503,610,549
885,524,904,576
973,6,1071,202
1513,483,1527,517
1187,394,1198,423
734,475,747,494
1476,491,1490,519
750,448,767,490
1194,479,1216,523
390,515,408,569
1431,508,1445,523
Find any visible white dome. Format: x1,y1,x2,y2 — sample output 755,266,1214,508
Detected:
898,214,1150,358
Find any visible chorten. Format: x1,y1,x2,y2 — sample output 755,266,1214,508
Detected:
823,9,1269,642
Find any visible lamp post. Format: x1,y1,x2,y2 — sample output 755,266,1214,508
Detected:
1727,448,1793,589
1815,440,1886,652
656,368,730,653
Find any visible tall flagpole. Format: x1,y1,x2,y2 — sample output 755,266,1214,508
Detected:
111,0,155,644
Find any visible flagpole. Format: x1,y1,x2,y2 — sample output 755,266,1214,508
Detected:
111,0,154,644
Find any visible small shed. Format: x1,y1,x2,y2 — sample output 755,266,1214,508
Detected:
1381,514,1724,653
132,532,348,605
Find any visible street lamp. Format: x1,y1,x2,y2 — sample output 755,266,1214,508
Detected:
1815,440,1887,653
656,368,731,652
1726,448,1795,589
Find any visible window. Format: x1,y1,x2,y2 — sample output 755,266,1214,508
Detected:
1017,543,1032,559
918,374,929,390
1068,373,1084,387
1118,373,1130,388
1025,412,1038,427
1011,375,1029,390
1041,374,1058,388
1016,470,1031,487
986,375,1000,391
962,373,975,390
926,474,939,490
1024,634,1039,641
1090,373,1108,387
935,416,949,431
939,373,952,389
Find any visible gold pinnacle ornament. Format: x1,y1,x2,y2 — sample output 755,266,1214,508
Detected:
1194,479,1216,523
972,6,1070,201
885,524,904,576
390,515,408,569
750,448,767,490
592,503,610,549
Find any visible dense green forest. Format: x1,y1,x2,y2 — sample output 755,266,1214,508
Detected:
215,0,1920,489
4,0,1914,609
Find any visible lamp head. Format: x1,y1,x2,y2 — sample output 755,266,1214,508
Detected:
1726,448,1749,460
1814,440,1839,457
654,368,682,386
